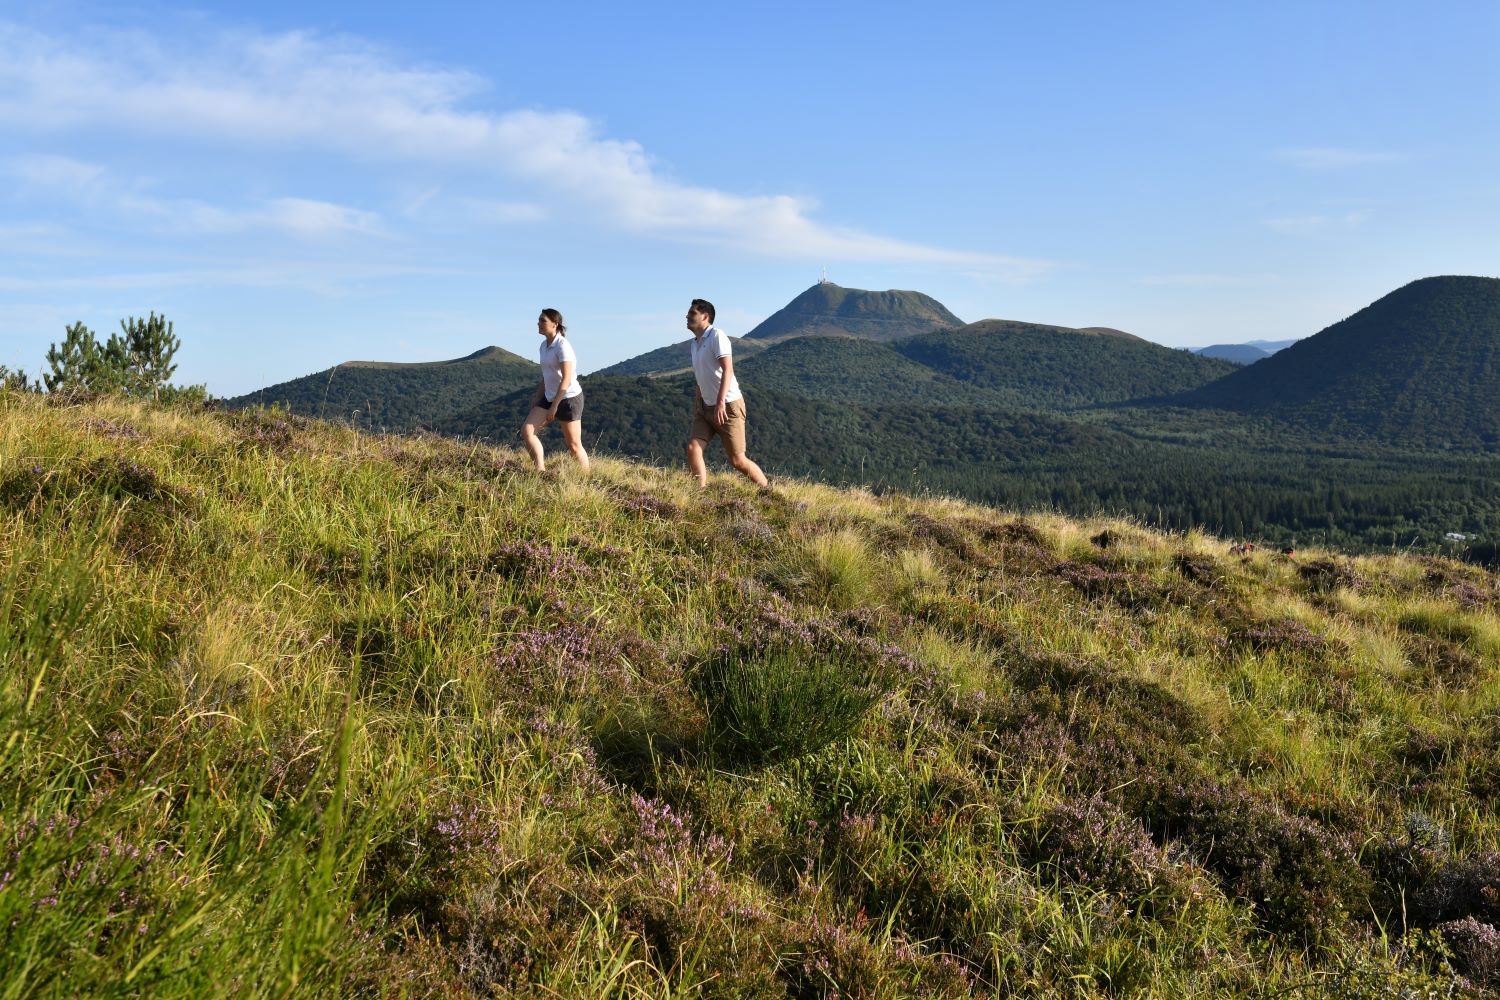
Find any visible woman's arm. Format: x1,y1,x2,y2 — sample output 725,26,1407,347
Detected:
547,360,575,422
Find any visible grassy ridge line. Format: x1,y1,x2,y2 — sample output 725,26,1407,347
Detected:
1,391,1498,997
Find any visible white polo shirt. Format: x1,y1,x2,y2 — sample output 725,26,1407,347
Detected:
539,335,582,401
689,325,742,404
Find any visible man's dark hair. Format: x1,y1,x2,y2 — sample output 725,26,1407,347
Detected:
690,298,716,324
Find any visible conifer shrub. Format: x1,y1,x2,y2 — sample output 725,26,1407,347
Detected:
690,644,885,768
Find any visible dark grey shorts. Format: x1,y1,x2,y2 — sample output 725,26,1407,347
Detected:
541,392,584,422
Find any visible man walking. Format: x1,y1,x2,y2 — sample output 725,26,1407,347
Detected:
685,298,769,488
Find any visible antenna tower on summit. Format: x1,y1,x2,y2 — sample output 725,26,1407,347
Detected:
820,267,829,284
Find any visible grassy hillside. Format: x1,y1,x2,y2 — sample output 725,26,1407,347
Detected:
745,283,964,343
7,391,1497,996
223,346,538,432
1183,276,1500,449
892,322,1240,409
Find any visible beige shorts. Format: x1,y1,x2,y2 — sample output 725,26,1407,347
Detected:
691,397,748,458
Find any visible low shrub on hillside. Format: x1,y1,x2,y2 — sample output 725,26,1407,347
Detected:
690,645,884,768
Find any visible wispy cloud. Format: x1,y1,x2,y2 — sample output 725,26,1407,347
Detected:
462,199,549,225
1137,273,1280,287
0,21,1049,279
0,261,470,294
1262,210,1368,235
4,153,109,195
0,221,92,256
5,154,382,239
1273,147,1404,170
133,196,385,239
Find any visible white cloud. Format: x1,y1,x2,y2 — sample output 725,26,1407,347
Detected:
1262,211,1368,235
1273,147,1404,170
0,21,1049,279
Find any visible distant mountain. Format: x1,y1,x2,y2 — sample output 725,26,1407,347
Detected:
225,346,537,431
1182,275,1500,449
594,336,768,378
1195,344,1272,365
742,282,963,343
1193,339,1300,365
891,320,1239,409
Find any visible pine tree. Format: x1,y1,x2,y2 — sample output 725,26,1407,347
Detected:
42,313,183,398
108,313,181,399
0,366,35,392
43,322,106,393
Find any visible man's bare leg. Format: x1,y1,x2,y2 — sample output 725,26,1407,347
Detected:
728,452,769,488
686,437,709,487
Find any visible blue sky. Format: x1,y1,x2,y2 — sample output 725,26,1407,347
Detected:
3,1,1497,396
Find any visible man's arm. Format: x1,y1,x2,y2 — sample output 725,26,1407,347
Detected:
715,355,733,427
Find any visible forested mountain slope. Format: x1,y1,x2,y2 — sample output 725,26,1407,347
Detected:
892,321,1239,409
1182,275,1500,449
224,346,537,431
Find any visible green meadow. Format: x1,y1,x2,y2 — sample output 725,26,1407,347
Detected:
2,390,1497,997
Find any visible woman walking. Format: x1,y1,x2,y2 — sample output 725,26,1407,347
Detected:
521,308,590,473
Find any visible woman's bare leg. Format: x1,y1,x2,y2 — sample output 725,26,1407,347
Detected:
559,419,590,472
520,407,549,471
